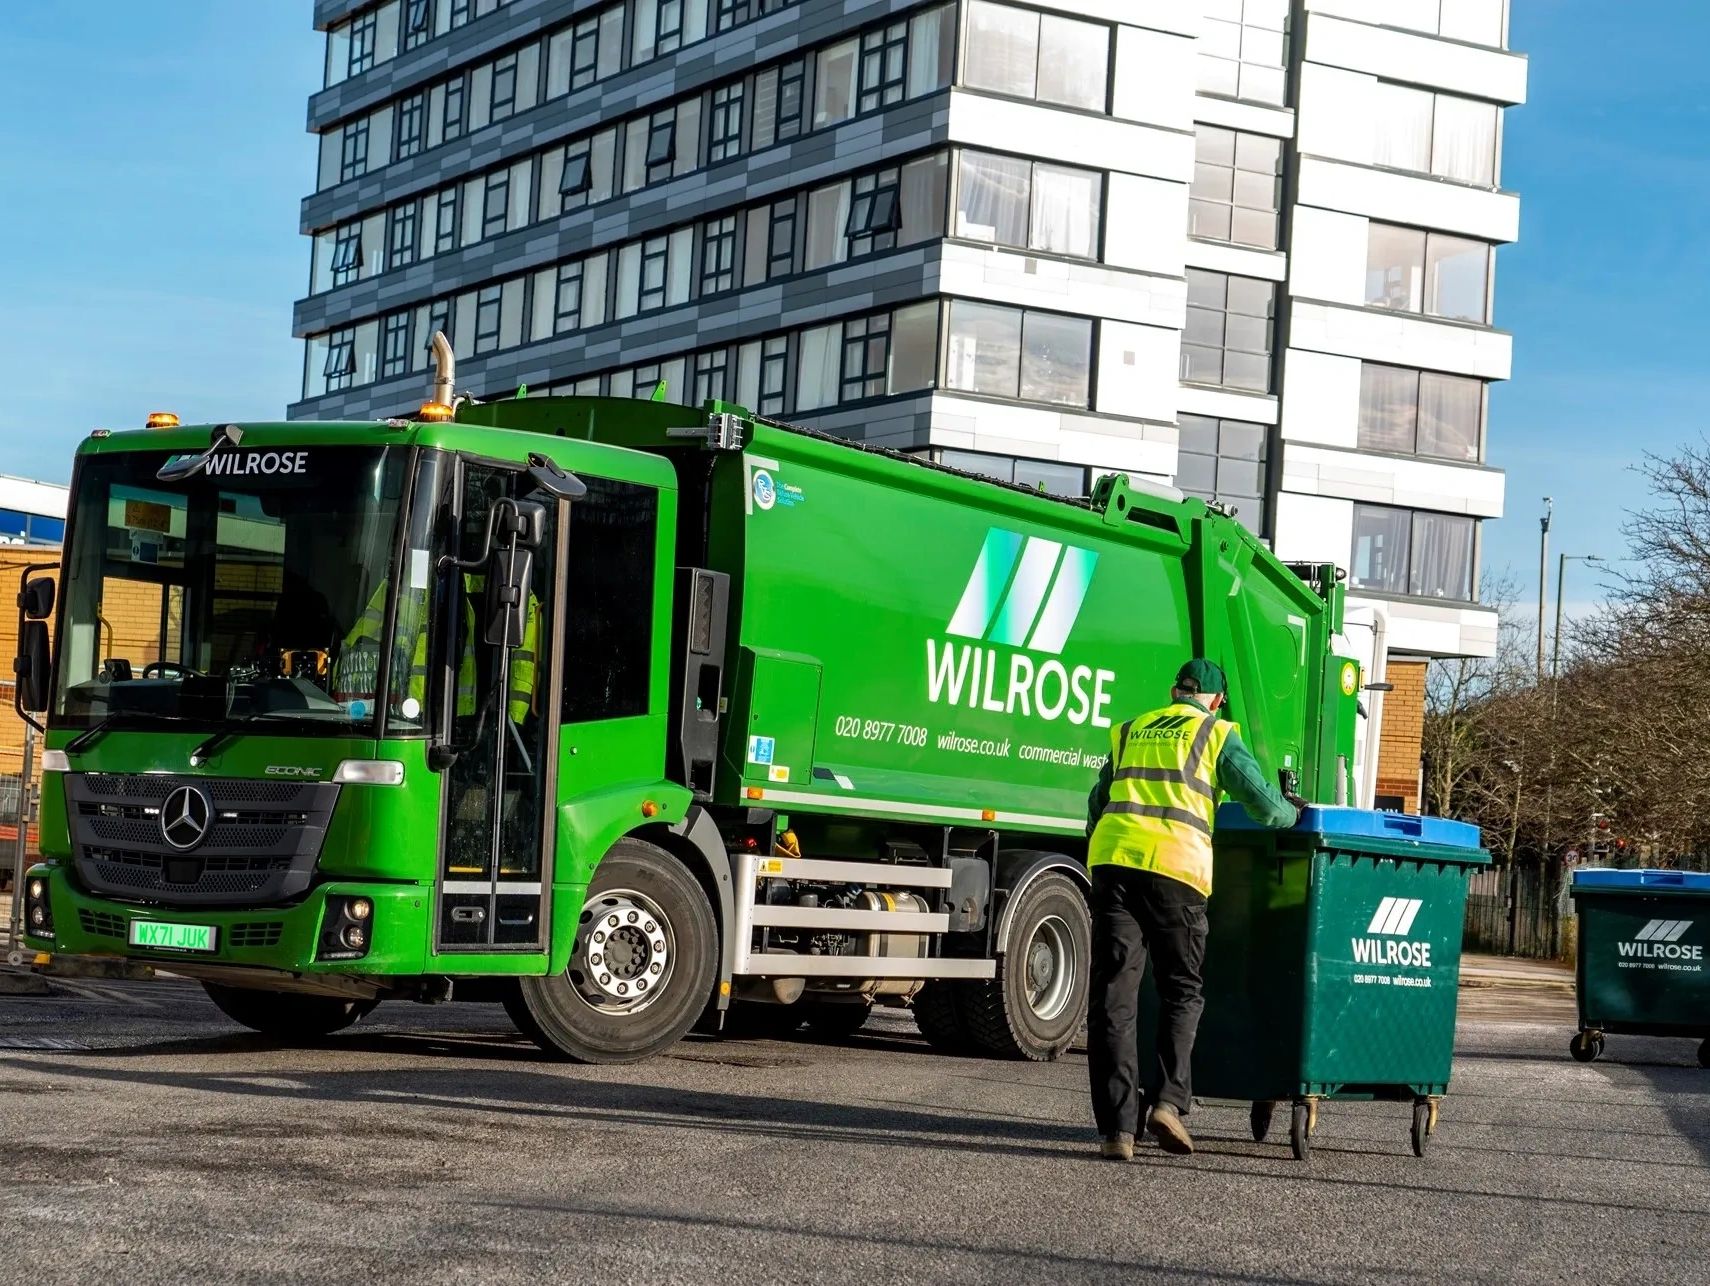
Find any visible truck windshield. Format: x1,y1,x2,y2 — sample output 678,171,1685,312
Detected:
52,444,415,737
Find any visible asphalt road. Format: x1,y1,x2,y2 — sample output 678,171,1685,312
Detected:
1,976,1706,1285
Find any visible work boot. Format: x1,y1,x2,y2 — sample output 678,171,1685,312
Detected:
1147,1104,1195,1155
1099,1132,1135,1162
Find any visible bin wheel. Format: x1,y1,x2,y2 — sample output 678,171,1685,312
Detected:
1697,1039,1710,1070
1289,1101,1311,1162
1250,1101,1275,1143
1410,1100,1432,1158
1569,1031,1603,1063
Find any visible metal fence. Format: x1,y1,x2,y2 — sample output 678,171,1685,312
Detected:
1464,863,1566,959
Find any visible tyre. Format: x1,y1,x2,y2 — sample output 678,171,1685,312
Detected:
202,982,376,1039
960,871,1091,1061
1569,1031,1601,1063
1290,1101,1312,1163
1410,1100,1432,1158
505,839,717,1064
800,1000,873,1040
1250,1100,1275,1143
912,981,974,1054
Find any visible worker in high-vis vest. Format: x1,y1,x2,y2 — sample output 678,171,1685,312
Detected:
1084,658,1302,1161
338,576,538,725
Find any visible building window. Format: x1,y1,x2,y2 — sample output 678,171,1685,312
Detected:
1392,0,1507,49
381,311,414,380
404,0,434,50
963,1,1110,114
709,82,745,163
1198,0,1289,107
490,53,519,121
324,329,357,391
553,261,587,332
645,115,677,179
571,15,601,90
939,448,1088,498
758,335,788,414
425,299,453,355
330,226,363,287
1351,504,1475,601
1174,415,1267,528
1189,127,1281,248
841,313,891,402
1365,223,1490,323
693,348,730,403
768,199,797,277
473,285,502,354
434,188,460,254
1372,84,1499,187
339,119,370,183
482,169,510,239
396,92,426,160
777,59,806,140
443,77,467,141
348,8,378,76
554,132,617,214
847,170,901,257
638,236,671,312
451,0,472,25
715,0,750,30
859,21,908,113
701,215,737,295
1358,364,1483,462
1182,270,1275,392
955,150,1102,259
946,301,1092,407
388,202,418,269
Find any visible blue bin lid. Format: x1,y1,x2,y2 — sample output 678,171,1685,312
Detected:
1217,803,1483,850
1572,867,1710,892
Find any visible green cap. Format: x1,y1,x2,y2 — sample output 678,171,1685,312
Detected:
1175,658,1228,696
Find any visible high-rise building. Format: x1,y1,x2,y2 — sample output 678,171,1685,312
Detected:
293,0,1524,805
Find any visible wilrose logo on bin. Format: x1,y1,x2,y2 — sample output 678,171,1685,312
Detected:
1352,897,1433,969
1618,919,1702,966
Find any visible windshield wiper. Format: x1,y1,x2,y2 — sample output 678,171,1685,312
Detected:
157,424,243,482
189,728,239,767
65,710,197,756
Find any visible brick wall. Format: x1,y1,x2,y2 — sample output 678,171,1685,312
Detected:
1375,659,1427,814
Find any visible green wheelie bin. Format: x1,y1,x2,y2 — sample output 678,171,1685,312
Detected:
1142,805,1488,1162
1567,868,1710,1067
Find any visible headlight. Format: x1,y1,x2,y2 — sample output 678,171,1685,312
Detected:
348,898,372,921
29,905,45,928
28,879,43,900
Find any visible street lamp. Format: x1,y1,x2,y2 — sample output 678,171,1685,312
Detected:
1536,498,1553,681
1552,554,1603,681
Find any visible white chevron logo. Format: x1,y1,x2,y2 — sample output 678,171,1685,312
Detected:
1366,897,1424,936
1634,919,1692,943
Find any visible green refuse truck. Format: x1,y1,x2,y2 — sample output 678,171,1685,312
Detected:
17,343,1362,1063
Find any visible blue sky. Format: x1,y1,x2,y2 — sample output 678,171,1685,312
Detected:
0,1,1701,615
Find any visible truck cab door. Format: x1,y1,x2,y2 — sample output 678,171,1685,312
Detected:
436,457,564,952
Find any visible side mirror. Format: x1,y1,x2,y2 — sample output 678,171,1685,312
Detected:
483,544,534,648
19,578,53,621
15,621,49,714
526,452,586,501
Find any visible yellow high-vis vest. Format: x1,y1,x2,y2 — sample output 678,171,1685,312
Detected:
1087,701,1235,897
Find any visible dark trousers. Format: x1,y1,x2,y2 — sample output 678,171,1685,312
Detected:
1087,864,1208,1135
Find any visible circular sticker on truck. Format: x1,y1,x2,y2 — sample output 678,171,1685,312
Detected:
752,470,777,511
1340,662,1359,696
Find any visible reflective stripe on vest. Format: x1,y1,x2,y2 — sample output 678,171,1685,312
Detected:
1087,702,1235,897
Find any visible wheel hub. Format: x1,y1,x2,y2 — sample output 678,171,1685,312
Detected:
1023,914,1075,1022
571,891,673,1014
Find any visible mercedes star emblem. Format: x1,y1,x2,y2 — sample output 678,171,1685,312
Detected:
160,785,213,851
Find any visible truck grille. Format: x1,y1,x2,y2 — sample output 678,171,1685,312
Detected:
79,909,128,939
65,774,339,907
229,921,285,948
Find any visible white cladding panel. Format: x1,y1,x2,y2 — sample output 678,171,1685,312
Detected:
1279,349,1362,448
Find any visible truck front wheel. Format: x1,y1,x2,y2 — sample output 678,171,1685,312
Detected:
202,982,376,1039
961,871,1091,1061
506,839,717,1064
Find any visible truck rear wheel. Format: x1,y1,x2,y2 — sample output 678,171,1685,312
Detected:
202,982,376,1039
912,981,974,1054
505,839,716,1064
960,871,1090,1061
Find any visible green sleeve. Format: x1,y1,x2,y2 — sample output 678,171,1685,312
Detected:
1215,729,1297,828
